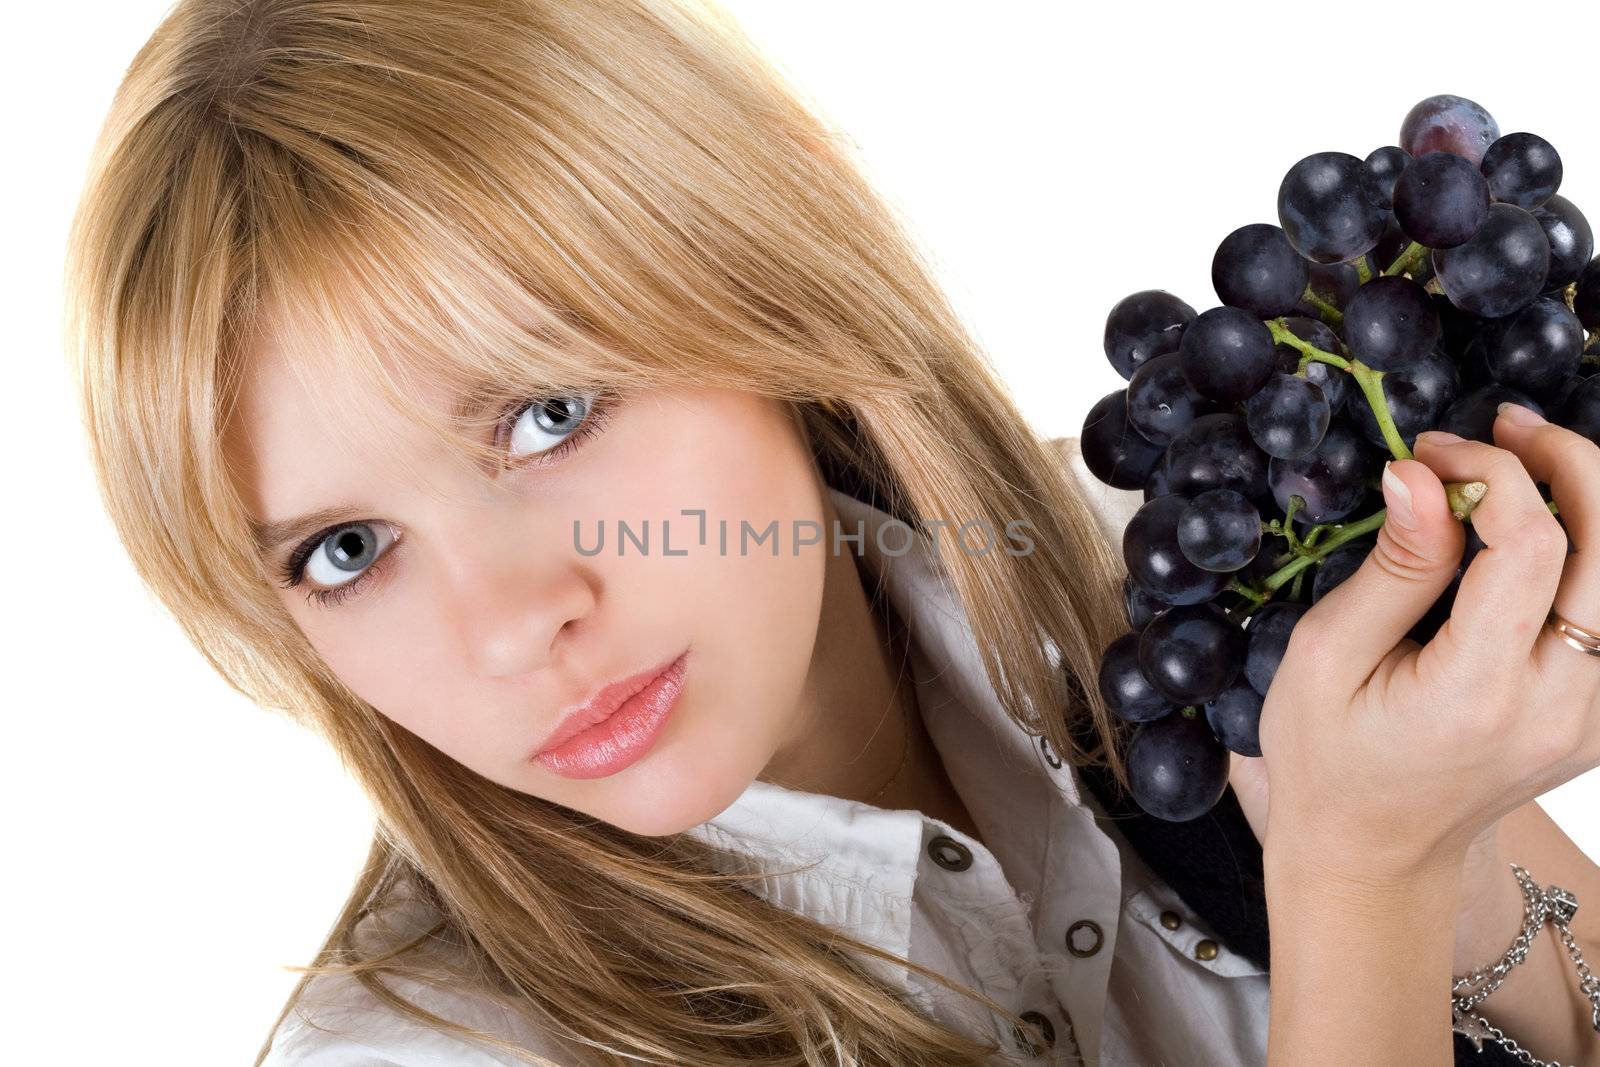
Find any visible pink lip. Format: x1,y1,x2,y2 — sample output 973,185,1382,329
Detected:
532,650,689,779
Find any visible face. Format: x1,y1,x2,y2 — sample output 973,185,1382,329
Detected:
226,330,848,836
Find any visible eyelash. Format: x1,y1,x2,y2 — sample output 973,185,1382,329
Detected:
276,391,616,608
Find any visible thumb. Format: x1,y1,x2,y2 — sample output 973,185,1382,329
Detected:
1303,458,1463,682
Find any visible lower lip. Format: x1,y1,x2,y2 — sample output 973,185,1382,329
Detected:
533,652,689,779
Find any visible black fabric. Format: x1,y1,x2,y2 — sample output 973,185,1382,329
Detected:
1072,738,1527,1066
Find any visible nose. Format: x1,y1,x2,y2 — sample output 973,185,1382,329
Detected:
432,504,598,680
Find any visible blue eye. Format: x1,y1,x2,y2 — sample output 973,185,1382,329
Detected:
498,389,605,462
294,522,402,608
278,389,616,607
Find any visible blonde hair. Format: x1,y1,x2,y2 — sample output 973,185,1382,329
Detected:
63,1,1134,1063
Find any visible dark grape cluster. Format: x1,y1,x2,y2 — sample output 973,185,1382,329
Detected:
1084,93,1596,823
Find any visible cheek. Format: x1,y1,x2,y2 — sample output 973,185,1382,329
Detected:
625,408,829,694
298,606,482,756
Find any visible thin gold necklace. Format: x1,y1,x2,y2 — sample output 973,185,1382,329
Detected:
867,615,917,804
867,696,914,803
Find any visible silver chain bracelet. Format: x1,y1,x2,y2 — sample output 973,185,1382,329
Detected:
1449,862,1600,1065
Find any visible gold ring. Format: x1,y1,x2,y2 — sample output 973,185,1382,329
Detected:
1548,609,1600,658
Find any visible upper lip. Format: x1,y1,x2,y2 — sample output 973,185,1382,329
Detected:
533,652,685,757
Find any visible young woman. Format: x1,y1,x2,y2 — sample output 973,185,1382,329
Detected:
63,1,1600,1064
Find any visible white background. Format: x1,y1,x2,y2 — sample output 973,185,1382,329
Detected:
6,2,1596,1063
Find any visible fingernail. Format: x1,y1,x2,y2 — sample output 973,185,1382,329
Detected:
1382,461,1418,530
1417,429,1465,445
1496,401,1545,426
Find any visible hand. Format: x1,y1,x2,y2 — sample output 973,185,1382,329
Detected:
1229,749,1518,974
1250,405,1600,884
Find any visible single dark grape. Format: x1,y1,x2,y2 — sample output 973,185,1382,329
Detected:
1242,600,1309,695
1178,306,1279,404
1533,194,1593,291
1560,376,1600,445
1098,631,1178,723
1137,602,1246,705
1245,373,1330,459
1432,202,1551,318
1437,383,1546,443
1123,494,1234,605
1125,710,1231,823
1123,573,1167,631
1266,418,1376,524
1480,132,1562,210
1576,257,1600,330
1399,94,1500,166
1393,151,1490,249
1360,146,1412,210
1104,290,1198,380
1203,679,1264,757
1127,351,1214,446
1212,224,1310,319
1176,488,1261,572
1348,352,1460,450
1162,412,1271,501
1342,275,1442,370
1311,540,1374,604
1278,152,1388,265
1080,389,1167,490
1489,297,1583,402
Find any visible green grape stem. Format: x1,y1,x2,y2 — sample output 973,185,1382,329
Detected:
1231,492,1561,612
1299,284,1345,327
1382,240,1430,278
1257,506,1386,594
1266,317,1413,461
1353,256,1373,284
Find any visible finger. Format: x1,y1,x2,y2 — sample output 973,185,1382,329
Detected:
1490,403,1600,686
1411,429,1567,665
1298,455,1461,685
1491,403,1600,628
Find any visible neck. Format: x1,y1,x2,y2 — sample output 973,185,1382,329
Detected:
758,491,983,850
759,492,924,807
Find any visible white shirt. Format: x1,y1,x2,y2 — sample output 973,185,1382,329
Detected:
262,435,1271,1066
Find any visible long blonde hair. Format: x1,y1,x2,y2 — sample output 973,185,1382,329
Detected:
63,1,1134,1062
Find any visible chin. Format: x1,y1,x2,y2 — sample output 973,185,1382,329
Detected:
580,712,765,838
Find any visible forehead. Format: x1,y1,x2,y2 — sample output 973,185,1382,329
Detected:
225,314,471,531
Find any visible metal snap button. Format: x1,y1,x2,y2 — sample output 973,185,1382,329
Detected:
1160,910,1182,930
926,834,972,871
1039,734,1062,768
1195,938,1219,961
1065,919,1104,958
1011,1009,1055,1054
